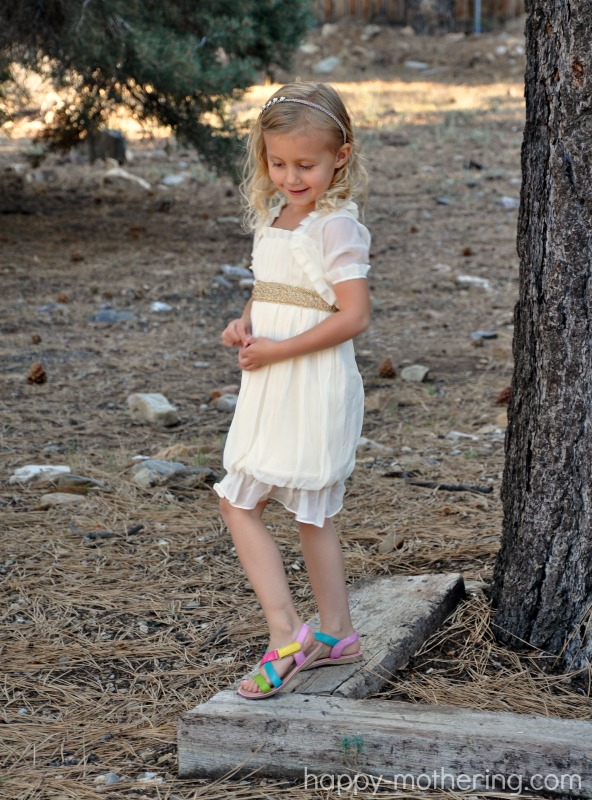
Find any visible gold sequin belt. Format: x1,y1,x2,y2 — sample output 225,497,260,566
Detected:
251,280,338,313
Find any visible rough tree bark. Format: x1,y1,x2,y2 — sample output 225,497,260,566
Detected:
491,2,592,673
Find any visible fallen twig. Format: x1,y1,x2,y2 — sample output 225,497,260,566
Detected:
69,522,145,540
382,472,493,495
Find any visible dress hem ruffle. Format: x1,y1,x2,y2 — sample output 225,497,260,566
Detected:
213,472,345,528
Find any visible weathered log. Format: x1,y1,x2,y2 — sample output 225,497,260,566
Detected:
179,691,592,796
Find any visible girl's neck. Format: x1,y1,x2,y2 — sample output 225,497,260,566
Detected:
272,201,314,231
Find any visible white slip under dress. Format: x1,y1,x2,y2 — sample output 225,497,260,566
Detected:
213,200,371,527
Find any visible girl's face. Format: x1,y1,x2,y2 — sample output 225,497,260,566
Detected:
263,129,351,214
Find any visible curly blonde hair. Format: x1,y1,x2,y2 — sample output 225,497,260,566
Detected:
241,82,367,231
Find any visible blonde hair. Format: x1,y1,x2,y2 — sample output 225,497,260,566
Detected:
241,82,367,231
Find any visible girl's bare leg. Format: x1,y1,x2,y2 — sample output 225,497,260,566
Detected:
220,499,316,693
298,517,360,657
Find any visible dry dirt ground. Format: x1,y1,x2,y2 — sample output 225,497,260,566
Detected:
1,17,590,800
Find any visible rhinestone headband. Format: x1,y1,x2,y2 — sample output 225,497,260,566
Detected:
260,97,347,144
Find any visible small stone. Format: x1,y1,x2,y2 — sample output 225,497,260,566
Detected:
160,174,186,187
217,216,241,224
321,23,339,37
103,167,150,190
193,361,209,368
210,384,240,400
377,531,405,554
433,262,451,272
313,56,341,74
150,301,173,312
92,309,135,323
129,459,188,488
9,465,70,484
38,492,87,509
94,772,121,786
456,274,490,291
446,430,479,442
127,393,180,427
498,195,520,210
470,330,498,340
401,364,429,382
357,436,391,453
361,24,381,40
221,264,253,281
153,443,201,461
436,196,453,206
404,60,429,70
496,410,508,428
299,42,320,55
214,394,238,412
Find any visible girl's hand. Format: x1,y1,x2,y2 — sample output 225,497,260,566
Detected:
238,336,283,371
221,317,251,347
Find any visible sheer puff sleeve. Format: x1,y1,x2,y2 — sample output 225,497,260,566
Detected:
322,215,371,286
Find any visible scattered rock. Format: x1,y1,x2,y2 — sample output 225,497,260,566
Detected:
446,430,480,442
153,443,202,461
404,60,430,70
217,216,241,224
377,531,406,554
214,394,238,412
456,274,491,290
9,465,71,484
94,773,121,786
313,55,341,74
321,23,339,37
436,196,453,205
150,301,173,312
210,384,240,400
38,492,87,509
127,393,180,427
92,309,135,323
221,264,252,281
496,410,508,428
470,330,498,340
130,460,217,489
357,436,391,453
498,195,520,209
401,364,429,382
103,167,150,191
160,174,187,187
299,42,320,55
361,24,381,40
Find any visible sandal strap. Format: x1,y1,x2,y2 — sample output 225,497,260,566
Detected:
315,630,360,660
252,672,273,693
260,641,301,664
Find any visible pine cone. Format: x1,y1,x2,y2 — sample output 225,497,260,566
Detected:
27,361,47,384
495,386,511,405
378,357,396,379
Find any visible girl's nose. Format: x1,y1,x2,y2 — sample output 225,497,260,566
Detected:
286,167,300,185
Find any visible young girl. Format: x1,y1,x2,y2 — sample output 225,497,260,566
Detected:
214,82,371,700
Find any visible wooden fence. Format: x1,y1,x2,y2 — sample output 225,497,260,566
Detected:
316,0,524,29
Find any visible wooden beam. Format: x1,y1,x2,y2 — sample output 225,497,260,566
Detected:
178,692,592,796
286,573,465,698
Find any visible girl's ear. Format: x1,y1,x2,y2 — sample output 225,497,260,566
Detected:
335,143,352,168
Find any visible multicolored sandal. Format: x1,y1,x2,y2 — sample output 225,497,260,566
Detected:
303,630,363,668
237,623,323,700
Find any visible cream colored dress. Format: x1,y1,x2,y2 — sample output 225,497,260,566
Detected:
214,201,371,527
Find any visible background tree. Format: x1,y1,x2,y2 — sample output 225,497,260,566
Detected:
0,0,312,172
491,1,592,674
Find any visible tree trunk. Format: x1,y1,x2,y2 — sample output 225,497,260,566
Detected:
491,1,592,673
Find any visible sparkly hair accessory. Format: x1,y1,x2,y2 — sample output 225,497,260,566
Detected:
260,96,347,143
